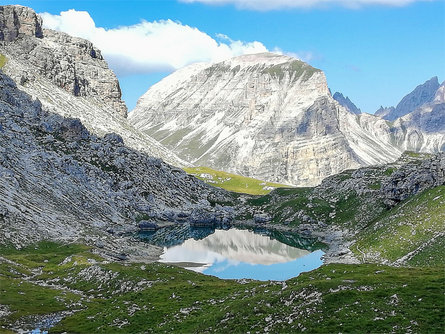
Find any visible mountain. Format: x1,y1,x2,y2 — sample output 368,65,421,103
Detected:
376,76,440,121
0,5,186,167
130,53,401,186
375,105,395,118
0,68,232,257
373,80,445,153
0,6,236,257
241,151,445,264
0,5,443,333
332,92,361,114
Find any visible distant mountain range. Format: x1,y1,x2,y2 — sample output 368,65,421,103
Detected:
375,76,441,121
130,54,444,186
1,5,444,188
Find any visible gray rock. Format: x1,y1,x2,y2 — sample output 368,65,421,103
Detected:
130,53,391,187
0,5,187,168
377,76,440,121
333,92,361,114
0,5,43,42
381,153,445,206
138,221,158,231
0,70,233,254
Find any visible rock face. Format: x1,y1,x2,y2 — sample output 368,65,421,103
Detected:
0,70,231,256
131,53,444,186
0,5,43,42
0,5,186,167
374,81,445,153
0,5,126,117
375,106,395,119
381,153,445,207
333,92,361,114
130,53,401,186
377,76,440,121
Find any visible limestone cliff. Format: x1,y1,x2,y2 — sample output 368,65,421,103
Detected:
375,76,440,121
0,70,230,256
0,5,126,117
333,92,361,114
130,53,401,186
0,5,186,167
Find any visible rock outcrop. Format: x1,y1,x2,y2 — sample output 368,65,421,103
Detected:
130,53,401,186
0,5,43,42
0,5,126,117
376,76,440,121
381,153,445,207
374,106,395,119
0,5,186,167
333,92,361,114
0,70,230,257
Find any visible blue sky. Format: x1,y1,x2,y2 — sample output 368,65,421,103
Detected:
8,0,445,113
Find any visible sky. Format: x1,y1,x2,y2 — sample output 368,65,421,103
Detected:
6,0,445,113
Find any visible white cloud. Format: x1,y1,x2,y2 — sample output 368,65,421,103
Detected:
40,10,268,76
179,0,432,10
272,47,317,63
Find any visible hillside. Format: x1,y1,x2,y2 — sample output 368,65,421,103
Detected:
0,242,443,333
184,166,288,195
0,5,443,334
0,5,186,167
0,69,231,259
130,52,406,186
238,152,445,264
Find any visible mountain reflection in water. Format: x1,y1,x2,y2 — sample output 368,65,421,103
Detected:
156,228,324,281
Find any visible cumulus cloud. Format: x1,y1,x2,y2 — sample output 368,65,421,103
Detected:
40,10,268,76
179,0,432,10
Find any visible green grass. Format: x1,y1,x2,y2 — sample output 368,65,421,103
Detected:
352,186,445,264
0,54,6,69
384,167,396,176
184,166,289,195
261,60,321,82
0,242,443,333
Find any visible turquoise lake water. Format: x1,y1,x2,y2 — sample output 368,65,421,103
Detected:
149,227,325,281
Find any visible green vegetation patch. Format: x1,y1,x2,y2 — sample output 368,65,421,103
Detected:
352,186,445,264
0,242,443,334
261,60,321,82
0,54,7,69
184,166,289,195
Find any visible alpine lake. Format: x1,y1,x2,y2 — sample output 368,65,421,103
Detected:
138,224,326,281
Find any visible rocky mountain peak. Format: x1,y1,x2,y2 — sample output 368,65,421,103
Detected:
333,92,361,114
0,5,127,118
130,53,394,186
0,5,43,42
433,81,445,103
378,76,440,121
0,5,188,167
374,106,395,118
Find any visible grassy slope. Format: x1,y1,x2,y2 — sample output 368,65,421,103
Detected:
243,168,387,229
241,156,444,268
352,186,445,265
0,54,6,69
0,241,443,334
184,166,288,195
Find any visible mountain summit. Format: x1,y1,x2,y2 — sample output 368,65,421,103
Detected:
333,92,361,114
375,76,440,120
0,5,186,166
130,52,404,186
